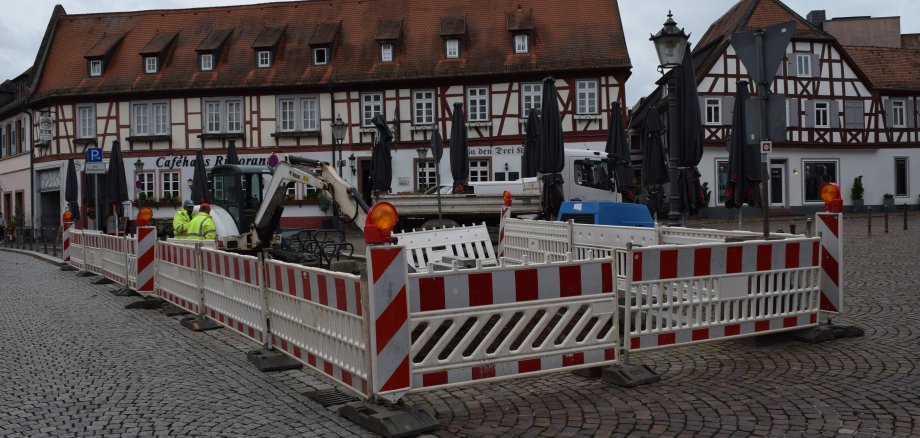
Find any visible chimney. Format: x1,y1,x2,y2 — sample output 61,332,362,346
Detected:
807,10,827,29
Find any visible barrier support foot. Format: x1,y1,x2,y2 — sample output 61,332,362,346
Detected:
179,315,222,332
93,277,114,285
247,348,303,372
125,298,163,310
60,264,77,271
794,323,865,343
162,303,189,317
571,366,604,378
113,288,138,297
339,399,439,438
76,270,97,277
601,364,660,387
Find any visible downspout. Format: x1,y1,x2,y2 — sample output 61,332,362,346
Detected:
22,105,35,233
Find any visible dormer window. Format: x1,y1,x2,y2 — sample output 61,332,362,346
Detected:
140,32,176,75
257,51,272,68
89,60,103,77
380,44,394,62
252,26,284,69
144,57,158,74
309,21,341,67
514,34,529,53
200,54,214,71
446,39,460,58
313,48,328,65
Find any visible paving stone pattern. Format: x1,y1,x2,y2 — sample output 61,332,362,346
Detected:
2,214,919,437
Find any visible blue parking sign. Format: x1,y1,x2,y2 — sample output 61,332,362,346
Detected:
86,147,103,163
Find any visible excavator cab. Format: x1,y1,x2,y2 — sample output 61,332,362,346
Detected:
210,164,272,234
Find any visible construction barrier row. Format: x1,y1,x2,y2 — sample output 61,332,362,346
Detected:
62,213,844,404
63,223,157,296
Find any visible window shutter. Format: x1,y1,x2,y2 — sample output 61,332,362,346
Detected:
722,96,735,125
810,54,821,77
884,99,893,128
786,53,797,77
804,100,814,128
787,98,799,128
699,96,707,124
909,100,916,129
844,100,864,129
830,101,840,128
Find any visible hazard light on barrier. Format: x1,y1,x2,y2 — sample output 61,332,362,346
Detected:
820,182,842,213
365,202,398,245
137,207,154,226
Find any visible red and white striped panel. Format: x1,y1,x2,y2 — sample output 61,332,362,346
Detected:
415,347,616,389
68,231,84,270
135,227,156,294
154,241,200,313
201,250,261,285
367,245,411,400
632,238,820,282
409,260,615,313
157,242,198,269
85,234,104,275
498,205,511,258
816,212,843,313
62,222,73,262
271,336,368,395
629,313,818,351
266,263,363,316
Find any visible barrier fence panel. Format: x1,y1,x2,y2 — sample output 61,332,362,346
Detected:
62,222,73,263
406,257,619,392
502,219,572,264
200,248,266,344
69,230,86,270
265,259,369,397
571,223,659,260
394,224,496,272
816,212,843,313
132,227,157,295
99,234,128,284
155,241,202,313
623,237,822,352
82,231,105,275
659,226,796,245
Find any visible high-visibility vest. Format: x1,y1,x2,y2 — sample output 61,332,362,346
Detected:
186,212,216,240
172,209,192,239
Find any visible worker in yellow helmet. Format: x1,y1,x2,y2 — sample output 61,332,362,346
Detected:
172,200,195,239
186,203,217,240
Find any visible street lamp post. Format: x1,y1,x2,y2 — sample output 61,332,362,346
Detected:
330,114,348,230
650,11,689,227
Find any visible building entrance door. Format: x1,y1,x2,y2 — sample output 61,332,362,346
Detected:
770,161,785,207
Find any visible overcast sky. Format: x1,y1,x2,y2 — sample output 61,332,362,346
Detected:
2,0,916,104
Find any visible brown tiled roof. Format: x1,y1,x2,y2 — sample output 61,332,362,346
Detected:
374,19,403,41
843,45,920,91
33,0,631,100
252,26,284,49
85,34,123,59
140,32,178,56
439,16,466,37
506,9,534,31
196,29,232,52
309,22,340,46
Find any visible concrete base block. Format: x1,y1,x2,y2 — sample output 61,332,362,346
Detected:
339,400,439,438
571,366,604,378
179,315,222,332
247,348,303,372
601,364,660,387
76,270,97,277
59,264,77,271
113,287,138,297
795,324,865,344
124,299,163,310
162,303,189,317
92,277,114,285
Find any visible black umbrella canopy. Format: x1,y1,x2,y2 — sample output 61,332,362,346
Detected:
673,47,707,215
537,77,565,218
370,114,393,193
449,102,469,192
520,109,540,179
226,139,239,165
431,128,443,163
65,158,80,221
725,81,762,208
105,140,129,217
604,102,635,201
641,110,669,186
191,150,210,204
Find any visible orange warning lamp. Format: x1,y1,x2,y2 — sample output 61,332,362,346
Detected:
820,182,843,213
502,190,512,207
62,210,73,222
136,206,154,226
365,202,398,244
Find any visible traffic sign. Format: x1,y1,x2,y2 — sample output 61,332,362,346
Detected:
760,141,773,154
86,147,103,163
85,162,106,174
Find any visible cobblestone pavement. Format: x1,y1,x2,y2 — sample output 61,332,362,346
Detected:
2,213,918,437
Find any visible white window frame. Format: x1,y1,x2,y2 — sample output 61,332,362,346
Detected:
705,98,722,125
200,53,214,71
89,60,102,77
446,39,459,58
716,159,729,204
313,47,329,65
362,93,384,127
77,104,95,139
161,171,180,201
202,97,243,134
257,50,272,68
467,87,489,122
413,90,435,125
514,34,529,54
132,101,170,136
469,159,490,182
416,160,436,191
144,57,158,74
277,95,320,132
814,102,829,128
892,100,907,128
576,80,598,115
895,157,909,197
136,172,156,201
521,82,542,117
380,44,393,62
796,54,811,77
802,160,839,203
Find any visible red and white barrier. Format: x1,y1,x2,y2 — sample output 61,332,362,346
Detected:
816,212,843,313
498,203,511,258
155,241,202,313
62,222,73,263
367,246,412,402
200,248,265,343
133,227,156,295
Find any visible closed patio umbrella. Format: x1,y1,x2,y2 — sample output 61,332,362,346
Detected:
190,150,210,204
537,77,564,218
520,109,540,179
370,114,393,193
225,139,239,165
605,102,635,201
724,81,762,209
672,47,707,216
449,102,469,193
65,158,80,221
105,141,129,230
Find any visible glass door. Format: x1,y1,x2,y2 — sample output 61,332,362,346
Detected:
770,161,785,207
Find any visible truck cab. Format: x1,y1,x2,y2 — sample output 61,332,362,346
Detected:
565,149,616,202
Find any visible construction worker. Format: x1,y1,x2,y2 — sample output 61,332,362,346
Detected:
173,200,195,239
186,203,217,240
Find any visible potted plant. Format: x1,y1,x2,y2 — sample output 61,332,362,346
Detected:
850,176,864,212
318,192,333,214
883,193,895,211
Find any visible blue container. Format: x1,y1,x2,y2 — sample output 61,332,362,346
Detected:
557,201,655,227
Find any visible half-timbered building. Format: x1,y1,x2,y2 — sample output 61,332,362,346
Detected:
633,0,918,214
14,0,630,229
